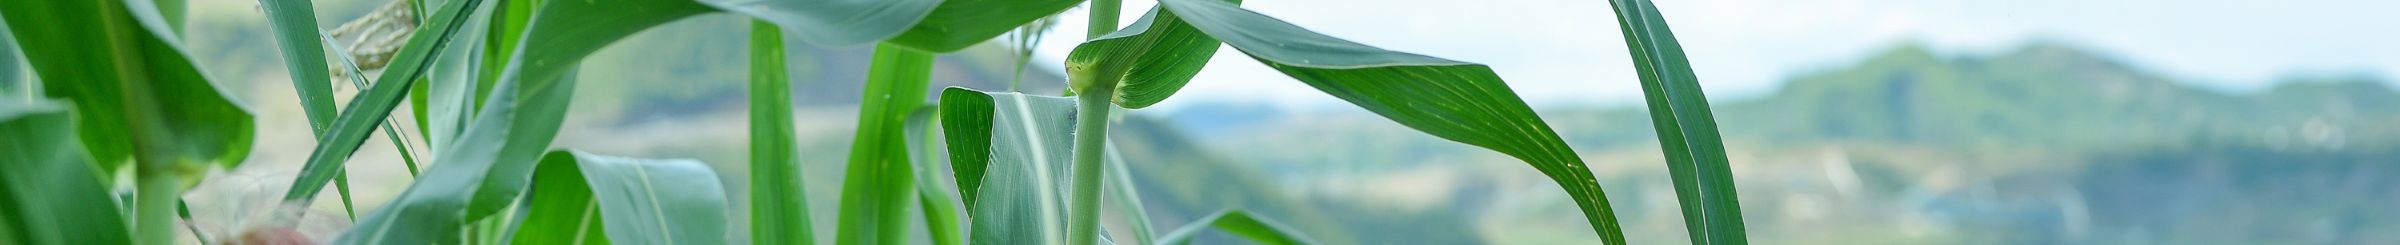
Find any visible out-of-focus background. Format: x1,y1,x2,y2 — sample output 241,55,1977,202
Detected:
174,0,2396,244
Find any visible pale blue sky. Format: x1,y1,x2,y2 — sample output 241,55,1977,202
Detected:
1029,0,2400,110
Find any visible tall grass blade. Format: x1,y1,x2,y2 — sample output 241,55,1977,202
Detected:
938,87,1081,244
276,0,487,226
511,150,731,244
748,19,816,245
0,98,133,245
1135,0,1629,242
1155,209,1313,245
1603,0,1748,243
835,45,936,245
257,0,337,134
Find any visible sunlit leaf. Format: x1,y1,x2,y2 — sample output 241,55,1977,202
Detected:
1144,0,1629,242
1604,0,1749,244
1155,209,1313,245
0,98,133,245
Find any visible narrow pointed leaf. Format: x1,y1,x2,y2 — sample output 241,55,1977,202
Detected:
512,150,731,245
0,98,134,245
834,45,934,245
1150,0,1627,242
1066,1,1235,109
258,0,337,134
278,0,488,223
1155,209,1313,245
938,87,1081,244
1605,0,1748,244
1,0,256,172
748,20,816,245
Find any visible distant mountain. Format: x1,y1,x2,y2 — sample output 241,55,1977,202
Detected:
1540,42,2400,151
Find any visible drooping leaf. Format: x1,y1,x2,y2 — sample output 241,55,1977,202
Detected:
1155,209,1313,245
1604,0,1748,244
1066,1,1235,109
885,0,1083,53
834,45,935,245
694,0,939,48
938,87,1081,244
511,150,731,245
748,19,816,245
1145,0,1629,242
277,0,488,225
1,0,256,174
0,98,133,245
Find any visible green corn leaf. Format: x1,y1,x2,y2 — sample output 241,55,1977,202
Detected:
511,150,731,245
1066,1,1236,109
1102,144,1156,244
904,107,965,245
1,0,256,174
1604,0,1748,244
938,87,1081,244
1154,209,1313,245
0,98,133,245
748,20,816,245
694,0,940,48
277,0,487,225
1144,0,1628,242
257,0,337,134
834,45,935,245
885,0,1083,53
1,21,19,94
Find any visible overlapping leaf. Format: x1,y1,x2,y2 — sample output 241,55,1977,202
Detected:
833,45,936,244
0,0,256,173
939,87,1081,244
1066,1,1236,108
278,0,489,228
1123,0,1629,242
1604,0,1748,244
510,150,730,245
0,98,133,245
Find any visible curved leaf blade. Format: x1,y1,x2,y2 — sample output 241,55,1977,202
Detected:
1604,0,1748,244
1,0,257,172
885,0,1083,53
278,0,490,224
1149,0,1628,242
1066,1,1234,109
0,98,133,245
513,150,731,245
938,87,1082,244
1155,209,1313,245
833,45,935,245
695,0,939,48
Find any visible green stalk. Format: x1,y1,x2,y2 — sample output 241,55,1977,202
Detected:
134,167,183,245
1068,1,1120,244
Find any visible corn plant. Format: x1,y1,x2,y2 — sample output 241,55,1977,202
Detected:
0,0,1744,244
